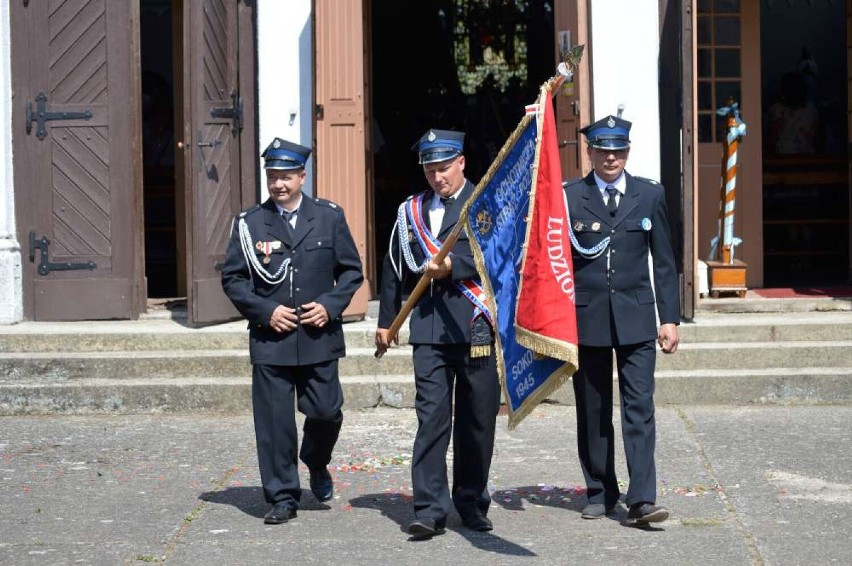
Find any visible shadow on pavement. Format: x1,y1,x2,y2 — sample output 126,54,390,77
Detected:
349,492,538,556
199,486,268,519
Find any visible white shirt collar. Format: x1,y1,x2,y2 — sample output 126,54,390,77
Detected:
592,172,626,195
275,195,303,215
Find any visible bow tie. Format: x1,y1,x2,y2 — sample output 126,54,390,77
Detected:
440,196,456,207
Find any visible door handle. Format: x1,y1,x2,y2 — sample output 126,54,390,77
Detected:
196,137,221,167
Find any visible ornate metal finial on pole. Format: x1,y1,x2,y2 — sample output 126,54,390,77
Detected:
548,44,585,92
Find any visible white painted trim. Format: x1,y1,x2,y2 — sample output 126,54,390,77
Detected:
0,0,23,323
589,0,661,181
257,0,314,197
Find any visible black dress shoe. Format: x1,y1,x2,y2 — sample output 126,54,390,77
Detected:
407,518,446,539
264,502,297,525
309,467,334,502
581,503,615,519
627,503,669,526
458,508,494,532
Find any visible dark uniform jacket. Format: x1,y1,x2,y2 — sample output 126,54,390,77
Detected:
378,180,488,345
565,172,679,347
221,196,363,365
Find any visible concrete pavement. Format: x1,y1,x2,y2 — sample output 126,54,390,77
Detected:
2,404,850,565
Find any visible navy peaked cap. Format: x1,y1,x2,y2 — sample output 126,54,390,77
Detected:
579,115,632,150
412,129,465,164
262,137,311,170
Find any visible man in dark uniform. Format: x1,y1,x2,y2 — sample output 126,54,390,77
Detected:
375,129,500,538
221,138,363,525
564,115,680,526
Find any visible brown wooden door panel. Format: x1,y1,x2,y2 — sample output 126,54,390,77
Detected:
315,0,369,320
11,0,142,321
33,278,131,321
184,0,247,324
554,0,589,180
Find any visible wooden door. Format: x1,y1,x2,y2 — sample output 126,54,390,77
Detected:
182,0,256,324
553,0,590,179
11,0,144,321
695,0,763,286
315,0,369,320
681,0,697,318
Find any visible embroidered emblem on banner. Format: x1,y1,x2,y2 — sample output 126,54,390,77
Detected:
474,210,493,236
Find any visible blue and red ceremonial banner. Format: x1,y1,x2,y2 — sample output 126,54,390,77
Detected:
462,85,578,429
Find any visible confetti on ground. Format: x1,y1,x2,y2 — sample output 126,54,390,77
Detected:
335,454,410,473
663,484,724,497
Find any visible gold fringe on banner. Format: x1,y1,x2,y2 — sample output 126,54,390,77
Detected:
516,327,579,369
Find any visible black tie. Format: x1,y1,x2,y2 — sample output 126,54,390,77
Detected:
605,186,618,216
440,196,456,208
282,210,296,241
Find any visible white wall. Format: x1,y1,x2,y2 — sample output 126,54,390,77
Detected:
0,0,23,323
257,0,314,197
589,0,661,181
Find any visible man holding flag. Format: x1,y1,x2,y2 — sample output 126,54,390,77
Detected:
564,115,680,525
375,129,500,539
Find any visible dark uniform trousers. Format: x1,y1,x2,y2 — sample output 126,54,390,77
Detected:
411,344,500,522
252,361,343,506
573,342,657,507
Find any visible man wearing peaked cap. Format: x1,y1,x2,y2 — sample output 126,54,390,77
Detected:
579,114,632,151
563,115,680,527
261,137,312,170
376,127,500,538
412,128,465,164
221,137,363,526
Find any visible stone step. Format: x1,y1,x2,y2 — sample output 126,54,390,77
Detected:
2,312,851,353
1,308,850,415
1,340,851,382
2,367,850,415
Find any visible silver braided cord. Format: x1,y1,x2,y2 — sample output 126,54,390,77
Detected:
238,218,292,285
392,202,428,279
563,190,609,259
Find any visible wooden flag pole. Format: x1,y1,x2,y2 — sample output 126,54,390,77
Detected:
374,46,584,359
374,224,465,359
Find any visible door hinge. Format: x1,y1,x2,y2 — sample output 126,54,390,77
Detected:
210,89,243,136
29,231,96,275
315,104,324,120
26,92,92,141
